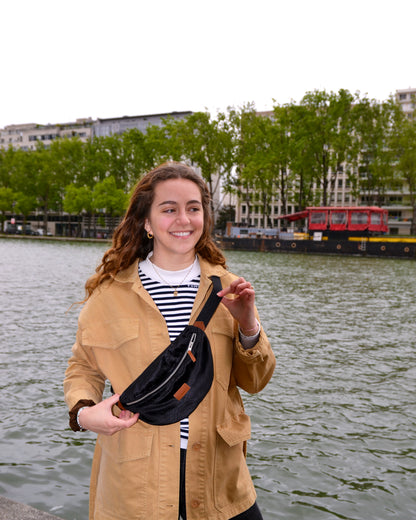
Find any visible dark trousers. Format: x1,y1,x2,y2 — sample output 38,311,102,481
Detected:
179,449,263,520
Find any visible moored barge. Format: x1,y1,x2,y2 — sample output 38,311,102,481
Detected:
218,207,416,259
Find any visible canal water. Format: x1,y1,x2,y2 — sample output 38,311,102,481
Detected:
0,238,415,520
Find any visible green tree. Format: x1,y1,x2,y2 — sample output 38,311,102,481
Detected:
63,184,94,237
285,103,320,210
31,144,65,231
15,193,37,233
93,135,131,190
92,176,129,235
0,186,15,231
228,104,261,225
298,89,356,206
351,96,402,205
121,129,150,186
0,146,21,189
390,112,416,234
78,138,110,187
243,113,277,227
215,204,235,232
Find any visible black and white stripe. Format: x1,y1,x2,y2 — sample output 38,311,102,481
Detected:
139,265,200,448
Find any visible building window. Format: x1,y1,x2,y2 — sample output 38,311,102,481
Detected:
399,93,407,100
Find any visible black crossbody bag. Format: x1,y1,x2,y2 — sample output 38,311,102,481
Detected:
117,276,222,426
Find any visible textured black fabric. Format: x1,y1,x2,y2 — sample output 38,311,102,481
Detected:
230,502,263,520
179,448,187,520
118,276,221,426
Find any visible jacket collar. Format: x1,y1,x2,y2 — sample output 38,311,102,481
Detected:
113,259,140,284
113,255,227,314
113,256,226,284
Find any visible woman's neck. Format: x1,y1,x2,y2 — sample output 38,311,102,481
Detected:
149,251,197,271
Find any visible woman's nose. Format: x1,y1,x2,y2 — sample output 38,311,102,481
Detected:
176,209,190,224
176,211,190,225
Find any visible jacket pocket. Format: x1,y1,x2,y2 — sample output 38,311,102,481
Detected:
214,412,253,510
94,424,153,518
81,319,147,385
81,319,140,350
217,411,251,447
98,422,153,462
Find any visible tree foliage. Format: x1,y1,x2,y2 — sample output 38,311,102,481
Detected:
0,89,414,235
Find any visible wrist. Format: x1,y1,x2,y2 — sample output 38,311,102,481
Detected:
239,319,260,337
77,406,90,431
68,399,95,432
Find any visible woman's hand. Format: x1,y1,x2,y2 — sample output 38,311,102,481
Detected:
217,277,258,335
78,393,139,435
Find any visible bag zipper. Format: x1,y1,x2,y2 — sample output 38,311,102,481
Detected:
125,332,197,406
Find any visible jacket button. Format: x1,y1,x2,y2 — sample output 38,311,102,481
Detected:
191,500,200,509
192,443,201,451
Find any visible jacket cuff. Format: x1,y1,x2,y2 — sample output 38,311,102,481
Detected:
69,399,96,432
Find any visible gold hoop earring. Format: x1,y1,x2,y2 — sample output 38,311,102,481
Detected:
147,232,154,239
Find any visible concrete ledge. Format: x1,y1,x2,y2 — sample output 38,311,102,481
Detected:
0,496,62,520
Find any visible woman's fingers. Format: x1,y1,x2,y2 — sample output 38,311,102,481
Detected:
79,394,139,435
217,278,254,298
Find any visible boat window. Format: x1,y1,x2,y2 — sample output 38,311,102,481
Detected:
310,212,326,224
370,213,381,225
351,212,368,225
331,212,346,224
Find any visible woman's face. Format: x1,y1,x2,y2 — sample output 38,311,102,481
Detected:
144,178,204,269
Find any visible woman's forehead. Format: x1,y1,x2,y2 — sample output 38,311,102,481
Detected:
153,178,202,201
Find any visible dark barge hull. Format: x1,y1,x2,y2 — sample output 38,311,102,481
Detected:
217,237,416,259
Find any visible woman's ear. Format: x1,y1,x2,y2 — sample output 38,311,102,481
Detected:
144,219,152,234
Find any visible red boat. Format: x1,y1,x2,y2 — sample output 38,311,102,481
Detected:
279,206,389,237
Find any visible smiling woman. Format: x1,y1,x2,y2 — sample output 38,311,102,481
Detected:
144,178,204,269
63,162,276,520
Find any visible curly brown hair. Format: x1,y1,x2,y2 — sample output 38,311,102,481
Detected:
84,162,227,299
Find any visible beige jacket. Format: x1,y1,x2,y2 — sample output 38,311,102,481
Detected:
64,257,276,520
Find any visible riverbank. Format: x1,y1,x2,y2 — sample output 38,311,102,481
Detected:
2,233,415,259
0,496,61,520
0,233,109,244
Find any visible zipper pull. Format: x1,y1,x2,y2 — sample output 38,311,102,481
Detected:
187,332,197,362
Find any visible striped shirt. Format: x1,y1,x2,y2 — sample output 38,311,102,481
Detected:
139,256,201,449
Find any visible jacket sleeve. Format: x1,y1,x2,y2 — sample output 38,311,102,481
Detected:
63,327,106,411
232,318,276,394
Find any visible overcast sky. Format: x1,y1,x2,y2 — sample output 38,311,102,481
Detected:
1,0,414,128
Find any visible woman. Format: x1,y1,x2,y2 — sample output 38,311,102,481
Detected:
64,162,276,520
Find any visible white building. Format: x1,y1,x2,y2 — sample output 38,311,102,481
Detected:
396,87,416,119
0,118,93,151
93,111,192,137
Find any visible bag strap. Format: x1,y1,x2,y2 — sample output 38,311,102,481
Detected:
193,276,222,331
